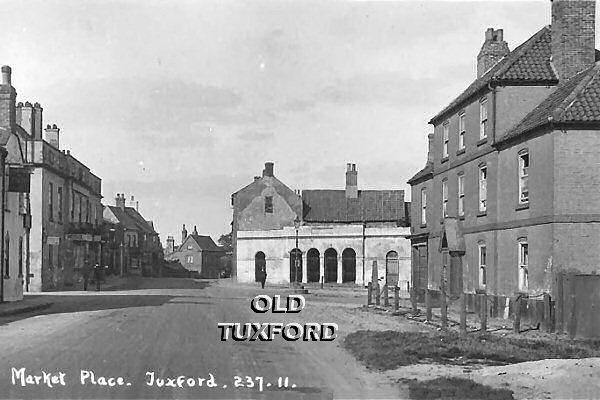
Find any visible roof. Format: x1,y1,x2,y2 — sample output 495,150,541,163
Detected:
499,63,600,144
407,162,433,185
188,234,224,251
107,206,156,234
302,190,406,223
430,26,557,124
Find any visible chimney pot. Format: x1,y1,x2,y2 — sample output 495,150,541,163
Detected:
17,102,23,107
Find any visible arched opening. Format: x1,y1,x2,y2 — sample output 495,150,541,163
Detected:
307,248,320,283
290,248,303,283
386,251,399,287
254,252,266,282
324,248,338,283
342,248,356,283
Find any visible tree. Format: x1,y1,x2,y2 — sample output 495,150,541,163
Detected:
217,231,232,249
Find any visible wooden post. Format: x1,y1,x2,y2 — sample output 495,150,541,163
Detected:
394,286,399,312
543,293,552,333
480,293,487,335
320,276,324,289
514,295,521,334
567,274,577,339
459,292,467,336
383,285,389,307
440,286,447,330
367,282,373,305
555,273,564,334
425,288,432,321
375,282,381,306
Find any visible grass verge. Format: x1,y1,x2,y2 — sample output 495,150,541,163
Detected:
400,377,515,400
343,330,600,371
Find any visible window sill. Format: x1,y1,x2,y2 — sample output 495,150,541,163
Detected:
440,157,449,164
420,224,427,229
477,211,487,217
456,148,466,156
477,138,488,146
515,202,529,211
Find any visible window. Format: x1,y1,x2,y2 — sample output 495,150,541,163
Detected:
442,122,449,158
186,255,194,264
48,183,54,222
3,234,8,277
86,199,90,223
458,174,464,217
479,165,487,212
78,196,82,223
478,244,487,288
187,245,193,250
264,196,273,214
420,188,427,225
458,112,466,150
519,152,529,203
71,190,75,220
57,186,63,223
442,179,448,218
18,237,23,277
480,97,488,139
518,240,529,292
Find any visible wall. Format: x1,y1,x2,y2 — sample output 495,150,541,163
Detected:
494,86,555,140
28,169,43,291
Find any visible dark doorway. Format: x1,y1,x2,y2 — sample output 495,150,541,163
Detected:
324,248,338,283
290,248,303,283
386,251,399,287
255,251,265,282
342,248,356,283
307,248,320,283
412,244,428,302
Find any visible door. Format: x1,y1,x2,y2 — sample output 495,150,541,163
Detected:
254,252,265,282
386,251,399,287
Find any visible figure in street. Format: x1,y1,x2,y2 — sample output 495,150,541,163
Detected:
94,263,103,291
83,261,91,291
259,265,267,289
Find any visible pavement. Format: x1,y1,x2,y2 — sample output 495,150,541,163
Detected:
0,276,409,399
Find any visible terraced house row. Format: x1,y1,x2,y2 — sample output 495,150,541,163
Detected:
408,0,600,316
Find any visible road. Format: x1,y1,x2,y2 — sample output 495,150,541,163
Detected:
0,278,405,399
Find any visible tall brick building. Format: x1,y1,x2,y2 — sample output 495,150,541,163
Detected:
408,0,600,315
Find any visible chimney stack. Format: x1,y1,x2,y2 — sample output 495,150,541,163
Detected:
0,65,16,132
427,133,435,164
44,123,60,149
345,163,358,199
477,28,510,77
263,162,274,177
551,0,596,81
115,193,126,210
166,236,175,254
182,224,188,244
193,225,198,235
33,102,43,139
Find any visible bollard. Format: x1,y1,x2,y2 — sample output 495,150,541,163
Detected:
321,276,324,289
459,292,467,336
543,293,552,333
394,286,399,312
367,282,373,305
383,285,389,307
425,288,432,321
375,282,381,306
440,291,448,330
514,295,521,334
480,293,488,335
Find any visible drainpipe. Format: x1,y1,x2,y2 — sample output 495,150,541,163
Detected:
362,221,366,286
488,81,497,145
0,148,7,302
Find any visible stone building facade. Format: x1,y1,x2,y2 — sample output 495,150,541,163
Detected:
23,104,103,291
408,0,600,315
233,162,411,287
165,225,224,278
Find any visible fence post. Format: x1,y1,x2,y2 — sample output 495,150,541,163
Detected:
440,287,447,330
480,292,487,335
321,276,324,289
394,286,399,312
567,273,577,339
459,292,467,336
383,285,389,307
425,288,432,321
555,273,564,334
367,282,373,305
514,295,521,334
375,282,381,306
543,293,552,333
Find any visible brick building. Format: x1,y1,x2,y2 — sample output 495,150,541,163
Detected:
408,0,600,315
165,225,224,278
0,66,33,302
233,162,411,287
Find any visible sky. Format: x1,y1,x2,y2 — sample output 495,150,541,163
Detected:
1,0,599,244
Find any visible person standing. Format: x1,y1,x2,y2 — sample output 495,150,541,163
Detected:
83,261,91,291
93,263,103,291
259,265,267,289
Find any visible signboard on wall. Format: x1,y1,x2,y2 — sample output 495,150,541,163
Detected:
8,167,30,193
